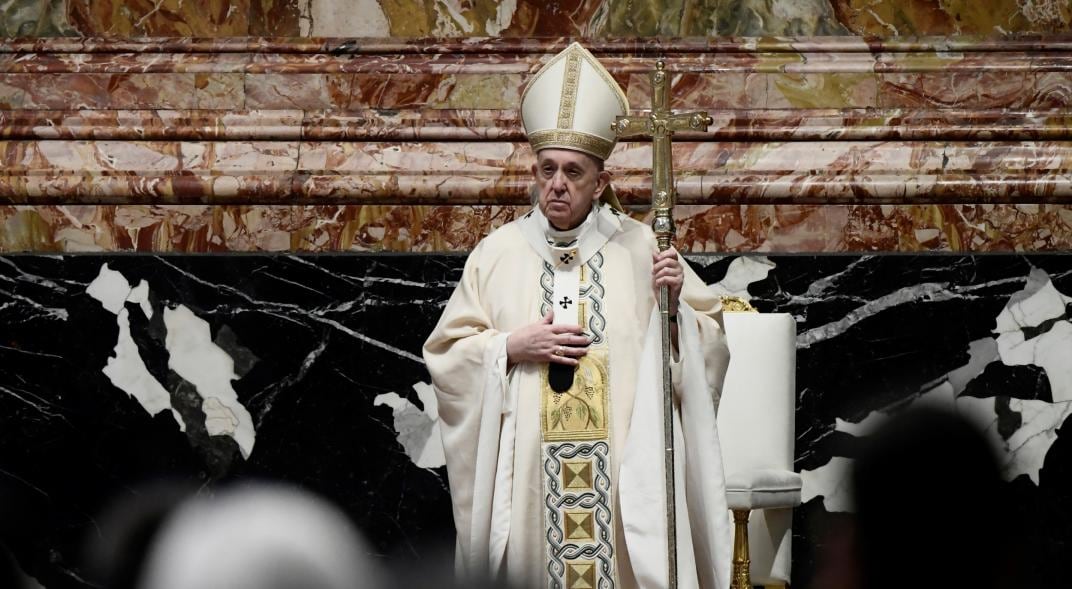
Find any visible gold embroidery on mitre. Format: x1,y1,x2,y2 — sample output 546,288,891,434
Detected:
519,44,572,108
528,129,615,161
521,43,629,167
519,43,628,123
540,349,609,442
558,50,582,129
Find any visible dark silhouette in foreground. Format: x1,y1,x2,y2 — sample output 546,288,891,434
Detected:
852,407,1013,589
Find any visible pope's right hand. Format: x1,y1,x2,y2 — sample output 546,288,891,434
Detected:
506,311,590,367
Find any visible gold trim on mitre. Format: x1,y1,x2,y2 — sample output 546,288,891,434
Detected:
557,48,583,130
528,129,615,161
522,42,629,163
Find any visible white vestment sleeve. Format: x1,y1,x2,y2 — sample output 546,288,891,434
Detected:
618,310,660,586
423,244,514,580
620,302,732,589
471,333,513,575
488,353,520,575
677,302,733,589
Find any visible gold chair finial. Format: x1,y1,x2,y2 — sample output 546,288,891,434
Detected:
720,296,758,313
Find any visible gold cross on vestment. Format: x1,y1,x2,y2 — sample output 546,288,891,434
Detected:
611,60,713,589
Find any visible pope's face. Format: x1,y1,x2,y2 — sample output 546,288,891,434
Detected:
532,149,610,231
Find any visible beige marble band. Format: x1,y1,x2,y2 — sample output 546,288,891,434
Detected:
7,110,1072,142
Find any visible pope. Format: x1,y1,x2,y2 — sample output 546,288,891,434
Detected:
424,42,734,589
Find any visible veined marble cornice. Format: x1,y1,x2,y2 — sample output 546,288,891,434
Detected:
3,36,1072,205
6,109,1072,142
3,140,1072,205
4,36,1072,75
3,203,1072,253
5,36,1072,54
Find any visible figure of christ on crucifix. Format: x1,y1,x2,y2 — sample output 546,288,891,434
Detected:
424,43,734,589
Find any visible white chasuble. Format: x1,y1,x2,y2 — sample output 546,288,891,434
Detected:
423,203,733,589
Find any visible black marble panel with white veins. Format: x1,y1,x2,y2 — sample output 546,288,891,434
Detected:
1,253,1071,587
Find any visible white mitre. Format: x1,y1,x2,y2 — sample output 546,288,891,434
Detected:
521,42,630,161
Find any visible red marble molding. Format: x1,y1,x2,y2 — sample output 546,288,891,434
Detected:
5,37,1072,54
5,40,1072,117
4,0,1070,38
3,204,1070,253
8,109,1072,142
4,140,1072,205
3,37,1072,207
0,49,1067,75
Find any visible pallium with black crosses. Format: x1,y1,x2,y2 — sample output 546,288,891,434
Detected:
540,255,616,589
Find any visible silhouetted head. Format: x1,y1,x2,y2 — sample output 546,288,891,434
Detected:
852,407,1007,589
0,544,24,589
83,479,196,589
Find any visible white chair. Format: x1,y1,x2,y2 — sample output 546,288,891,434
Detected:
716,300,800,588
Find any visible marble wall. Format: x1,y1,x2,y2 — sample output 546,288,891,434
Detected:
6,203,1072,253
3,0,1072,37
3,1,1072,587
2,252,1071,588
5,38,1072,253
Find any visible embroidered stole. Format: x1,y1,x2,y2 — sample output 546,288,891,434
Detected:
520,205,622,589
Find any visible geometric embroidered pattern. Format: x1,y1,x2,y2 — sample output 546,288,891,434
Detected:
541,244,614,589
563,459,593,490
566,560,597,589
557,49,582,130
564,510,595,542
581,252,607,345
543,441,615,589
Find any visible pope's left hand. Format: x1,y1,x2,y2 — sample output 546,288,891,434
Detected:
652,247,683,314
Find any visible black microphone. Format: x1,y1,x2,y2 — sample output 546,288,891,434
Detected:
548,340,588,392
549,362,575,393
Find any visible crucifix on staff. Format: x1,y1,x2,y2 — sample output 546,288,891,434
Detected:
614,59,717,589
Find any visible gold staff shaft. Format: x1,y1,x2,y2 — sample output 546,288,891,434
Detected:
650,61,679,589
614,60,712,589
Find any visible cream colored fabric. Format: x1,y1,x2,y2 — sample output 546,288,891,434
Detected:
621,302,733,589
521,42,629,160
424,212,732,589
725,468,802,510
716,312,798,585
725,469,802,493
